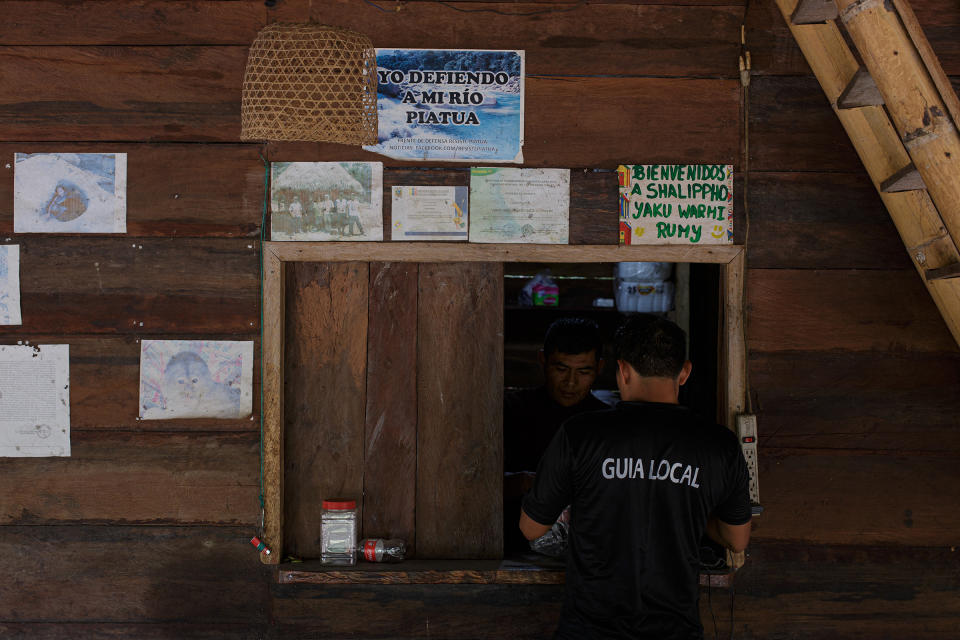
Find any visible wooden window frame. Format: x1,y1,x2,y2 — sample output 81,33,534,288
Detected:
260,241,747,567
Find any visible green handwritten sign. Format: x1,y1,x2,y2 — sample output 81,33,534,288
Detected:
617,164,733,245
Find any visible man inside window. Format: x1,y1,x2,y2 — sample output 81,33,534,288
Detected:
503,317,608,553
520,314,751,639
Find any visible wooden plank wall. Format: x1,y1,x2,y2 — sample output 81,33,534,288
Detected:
739,0,960,635
281,260,503,561
0,0,273,634
1,0,958,637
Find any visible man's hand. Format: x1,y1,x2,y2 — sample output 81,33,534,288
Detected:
706,517,751,553
519,508,553,541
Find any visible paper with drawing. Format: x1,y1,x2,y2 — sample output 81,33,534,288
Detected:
14,153,127,233
139,340,253,420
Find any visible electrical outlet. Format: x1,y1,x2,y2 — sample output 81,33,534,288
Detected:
736,414,760,505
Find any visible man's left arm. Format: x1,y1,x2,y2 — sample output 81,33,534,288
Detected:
518,427,573,540
519,509,552,541
706,516,750,552
708,433,753,551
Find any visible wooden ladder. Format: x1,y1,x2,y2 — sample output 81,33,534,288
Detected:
774,0,960,347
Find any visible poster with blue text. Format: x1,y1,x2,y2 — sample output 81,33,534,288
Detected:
617,164,733,245
364,49,524,163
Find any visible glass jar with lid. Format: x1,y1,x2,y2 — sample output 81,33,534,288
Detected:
320,498,358,565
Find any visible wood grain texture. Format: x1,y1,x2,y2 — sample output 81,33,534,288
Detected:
270,582,564,639
283,262,368,559
731,542,960,638
908,0,960,80
720,250,746,430
750,350,960,451
752,450,960,545
0,144,265,237
0,525,270,623
568,169,619,244
749,75,861,172
417,262,503,558
744,0,811,76
0,335,258,433
746,171,911,270
747,268,957,352
0,0,744,61
747,0,960,76
277,558,727,586
0,432,259,525
0,46,244,142
0,238,258,335
267,242,742,264
278,558,564,585
0,1,265,45
0,623,267,639
302,0,742,77
362,262,418,552
523,76,740,167
261,247,284,562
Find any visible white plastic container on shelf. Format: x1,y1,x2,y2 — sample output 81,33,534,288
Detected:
615,262,673,282
614,280,675,313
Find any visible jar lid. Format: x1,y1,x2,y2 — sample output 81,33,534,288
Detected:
322,498,357,510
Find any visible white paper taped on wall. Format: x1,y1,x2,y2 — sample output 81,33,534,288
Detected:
139,340,254,420
0,345,70,457
0,245,22,325
14,153,127,234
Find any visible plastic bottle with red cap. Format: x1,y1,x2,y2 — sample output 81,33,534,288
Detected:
320,498,358,566
358,538,406,563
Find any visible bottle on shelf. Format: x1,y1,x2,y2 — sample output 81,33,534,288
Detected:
321,498,358,566
358,538,407,563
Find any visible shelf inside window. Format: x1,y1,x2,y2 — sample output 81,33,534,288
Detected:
277,554,735,588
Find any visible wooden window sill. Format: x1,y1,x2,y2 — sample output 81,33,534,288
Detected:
277,555,734,587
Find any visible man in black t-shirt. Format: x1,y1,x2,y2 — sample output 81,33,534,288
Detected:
504,317,609,473
503,317,608,553
520,314,751,639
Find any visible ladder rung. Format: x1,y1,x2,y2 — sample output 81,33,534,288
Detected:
791,0,839,24
881,164,926,193
837,68,884,109
925,263,960,281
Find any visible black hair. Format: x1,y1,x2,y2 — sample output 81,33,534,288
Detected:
613,314,686,378
543,317,603,360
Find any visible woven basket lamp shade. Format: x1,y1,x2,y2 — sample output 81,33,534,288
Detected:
241,24,378,145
